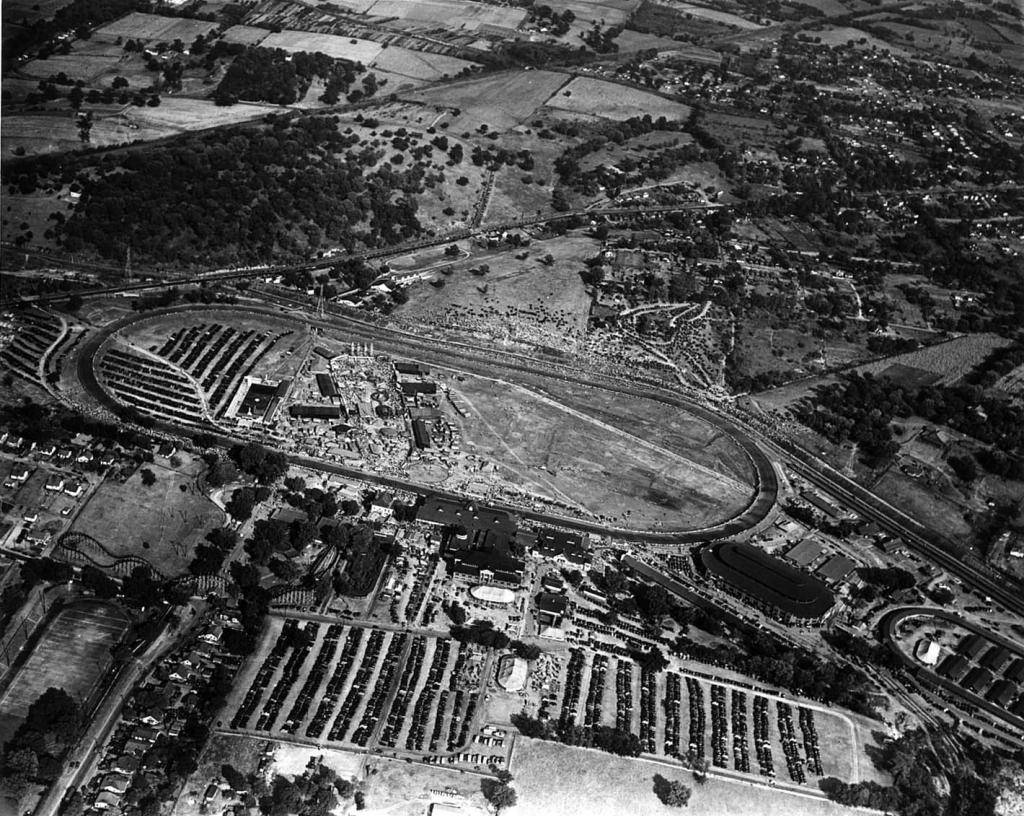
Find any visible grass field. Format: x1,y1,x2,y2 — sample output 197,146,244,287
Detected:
408,70,568,132
221,24,272,46
0,602,128,748
508,739,853,816
71,459,223,576
545,77,690,122
259,31,383,63
448,373,752,530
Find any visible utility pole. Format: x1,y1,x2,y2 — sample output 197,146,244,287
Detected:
124,246,132,284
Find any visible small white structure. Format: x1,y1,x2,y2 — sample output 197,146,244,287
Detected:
915,639,941,666
470,585,515,605
497,655,529,691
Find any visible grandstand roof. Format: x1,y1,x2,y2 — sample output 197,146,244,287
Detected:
701,541,835,620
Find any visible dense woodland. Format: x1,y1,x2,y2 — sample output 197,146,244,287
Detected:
796,371,1024,467
210,44,370,106
10,115,426,264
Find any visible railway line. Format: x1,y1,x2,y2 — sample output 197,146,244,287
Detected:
2,201,720,307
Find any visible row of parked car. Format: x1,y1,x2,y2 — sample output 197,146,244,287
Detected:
686,677,706,761
231,619,300,729
558,648,587,731
255,623,319,732
281,624,344,735
753,696,775,778
664,673,682,757
639,668,658,753
615,660,634,733
731,690,751,773
380,636,428,747
798,707,824,777
407,639,452,751
328,629,387,742
777,701,808,784
583,654,609,729
711,684,729,768
351,633,409,746
306,628,363,739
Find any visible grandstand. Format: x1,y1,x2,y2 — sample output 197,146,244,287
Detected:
700,541,836,624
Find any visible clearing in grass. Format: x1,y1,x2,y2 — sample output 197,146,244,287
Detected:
71,458,224,576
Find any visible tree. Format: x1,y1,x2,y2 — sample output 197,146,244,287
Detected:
445,601,467,626
140,468,157,486
80,565,118,598
481,778,517,813
226,487,256,521
653,775,691,807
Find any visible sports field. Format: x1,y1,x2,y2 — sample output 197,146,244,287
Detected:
72,460,223,576
507,739,854,816
0,602,128,747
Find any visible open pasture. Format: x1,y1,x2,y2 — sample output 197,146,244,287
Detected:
95,12,218,42
259,31,382,63
0,602,128,746
18,42,129,82
544,76,690,121
407,70,568,131
72,460,223,576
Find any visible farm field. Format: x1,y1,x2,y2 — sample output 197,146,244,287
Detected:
674,2,765,28
0,602,129,747
71,459,223,576
854,333,1012,385
1,98,281,157
447,373,752,530
372,46,476,83
259,31,383,63
408,70,568,132
544,77,691,121
94,12,218,42
507,738,853,816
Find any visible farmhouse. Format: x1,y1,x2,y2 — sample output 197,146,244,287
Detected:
699,541,835,624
